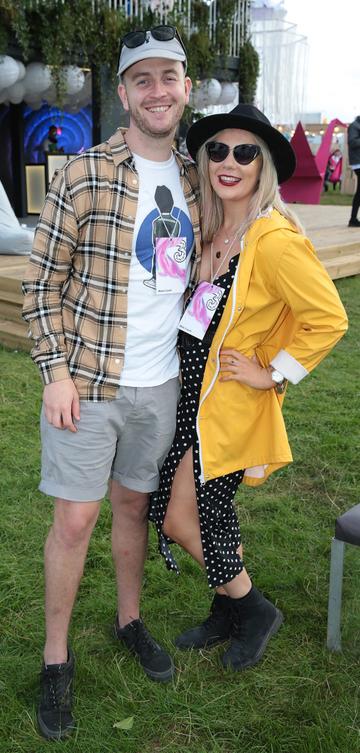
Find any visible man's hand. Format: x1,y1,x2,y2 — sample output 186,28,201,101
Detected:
219,349,275,390
43,379,80,432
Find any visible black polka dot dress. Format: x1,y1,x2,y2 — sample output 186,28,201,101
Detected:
149,254,245,589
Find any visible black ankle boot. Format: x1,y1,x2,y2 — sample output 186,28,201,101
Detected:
175,593,233,649
222,586,283,671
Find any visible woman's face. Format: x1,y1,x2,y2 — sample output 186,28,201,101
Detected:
207,128,262,208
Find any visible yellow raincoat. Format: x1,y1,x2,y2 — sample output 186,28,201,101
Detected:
196,210,348,486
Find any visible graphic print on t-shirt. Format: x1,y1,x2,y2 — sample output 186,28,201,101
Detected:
135,184,194,288
120,152,194,387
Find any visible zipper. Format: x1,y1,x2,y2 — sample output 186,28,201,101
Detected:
196,238,244,484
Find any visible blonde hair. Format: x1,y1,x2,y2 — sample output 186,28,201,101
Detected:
197,132,304,242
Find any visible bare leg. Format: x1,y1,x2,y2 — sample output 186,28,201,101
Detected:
163,449,251,595
162,448,205,566
110,480,149,628
44,499,101,665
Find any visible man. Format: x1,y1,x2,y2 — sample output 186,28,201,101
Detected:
347,115,360,227
22,26,200,741
42,124,63,158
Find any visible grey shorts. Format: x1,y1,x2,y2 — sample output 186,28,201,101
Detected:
39,378,180,502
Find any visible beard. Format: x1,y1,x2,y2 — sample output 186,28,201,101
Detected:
127,101,185,139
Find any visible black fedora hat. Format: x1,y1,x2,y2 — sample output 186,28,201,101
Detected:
186,103,296,184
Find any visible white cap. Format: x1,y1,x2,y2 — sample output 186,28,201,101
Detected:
118,32,187,76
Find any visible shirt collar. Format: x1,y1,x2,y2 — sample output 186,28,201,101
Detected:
107,127,193,177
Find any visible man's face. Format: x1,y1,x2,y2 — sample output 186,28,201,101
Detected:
118,58,191,139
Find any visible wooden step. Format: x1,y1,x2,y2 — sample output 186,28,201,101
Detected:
323,253,360,280
0,286,23,305
0,254,29,270
0,318,31,351
317,242,360,261
0,274,23,295
0,300,24,322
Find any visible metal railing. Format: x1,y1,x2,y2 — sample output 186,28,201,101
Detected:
30,0,251,58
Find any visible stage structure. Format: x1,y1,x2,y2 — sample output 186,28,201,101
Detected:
250,1,308,126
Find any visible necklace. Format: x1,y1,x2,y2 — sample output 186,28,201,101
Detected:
210,229,240,282
213,227,240,258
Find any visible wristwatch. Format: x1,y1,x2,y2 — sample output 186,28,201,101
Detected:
270,368,287,394
271,369,285,384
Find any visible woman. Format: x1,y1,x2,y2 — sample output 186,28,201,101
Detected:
324,148,342,191
149,104,348,671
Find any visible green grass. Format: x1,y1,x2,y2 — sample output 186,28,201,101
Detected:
319,192,353,205
1,275,360,753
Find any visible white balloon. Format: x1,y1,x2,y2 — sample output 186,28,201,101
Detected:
218,82,237,106
199,78,222,106
77,83,92,107
43,86,57,105
63,101,81,113
192,88,208,109
63,66,85,96
82,71,92,97
75,76,92,107
28,99,43,111
24,92,41,103
24,95,43,109
16,60,26,81
79,95,92,108
0,55,19,89
24,62,52,95
7,80,26,104
0,89,9,104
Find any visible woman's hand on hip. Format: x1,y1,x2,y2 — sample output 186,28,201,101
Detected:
219,349,275,390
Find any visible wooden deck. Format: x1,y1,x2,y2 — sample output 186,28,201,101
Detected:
0,255,30,350
1,204,359,351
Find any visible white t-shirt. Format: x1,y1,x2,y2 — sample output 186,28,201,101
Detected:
119,152,194,387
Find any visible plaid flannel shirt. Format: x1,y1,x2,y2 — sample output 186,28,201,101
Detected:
22,129,201,400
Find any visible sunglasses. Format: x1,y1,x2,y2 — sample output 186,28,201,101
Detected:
120,24,186,56
205,141,261,165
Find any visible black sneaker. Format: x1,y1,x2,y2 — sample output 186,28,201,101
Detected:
348,219,360,227
175,593,233,649
37,649,75,740
114,617,175,682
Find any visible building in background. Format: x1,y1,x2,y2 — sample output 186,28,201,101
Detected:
251,0,308,126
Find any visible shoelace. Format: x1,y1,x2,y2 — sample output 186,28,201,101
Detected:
42,667,72,710
133,624,161,655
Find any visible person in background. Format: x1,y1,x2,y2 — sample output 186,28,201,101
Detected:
324,147,342,191
150,104,348,674
42,125,63,157
347,115,360,227
23,26,200,741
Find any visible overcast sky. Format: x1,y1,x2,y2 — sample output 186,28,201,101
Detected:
283,0,359,123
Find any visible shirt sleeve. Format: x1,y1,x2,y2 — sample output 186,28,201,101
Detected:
269,234,348,383
22,168,78,385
